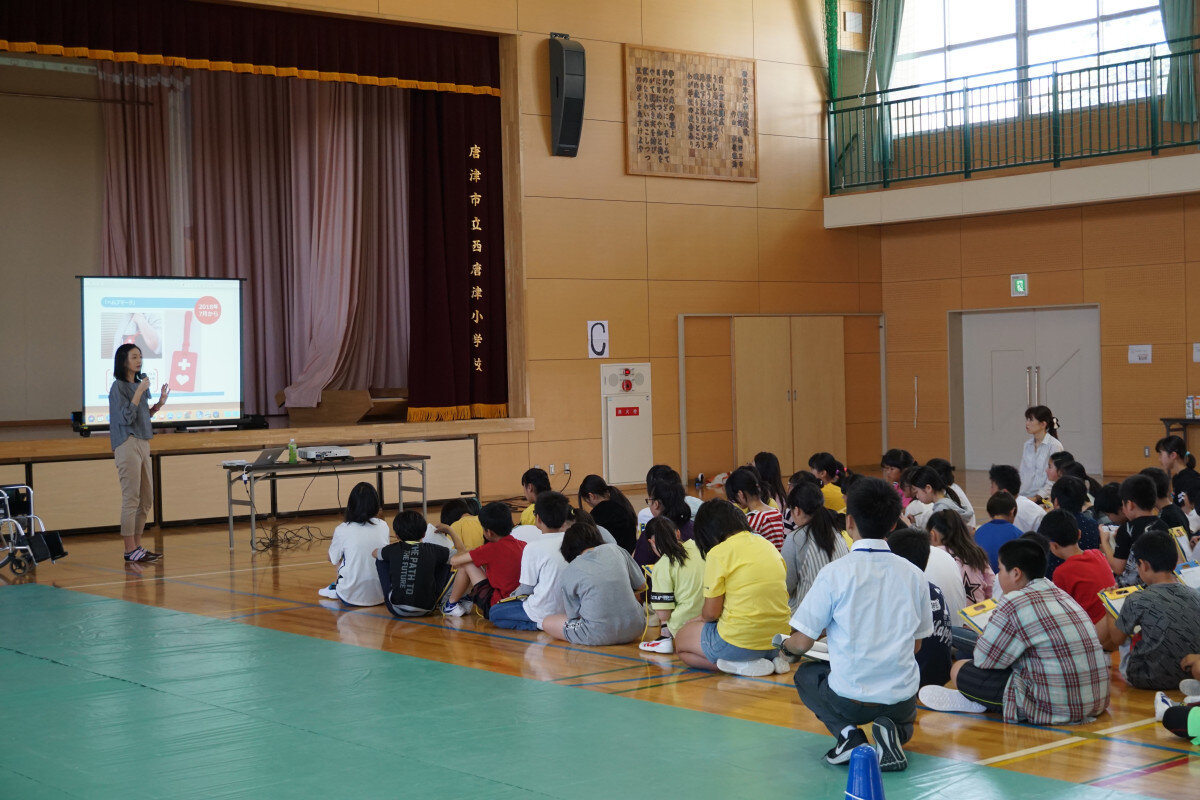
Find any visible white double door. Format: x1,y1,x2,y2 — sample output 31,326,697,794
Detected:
961,307,1102,473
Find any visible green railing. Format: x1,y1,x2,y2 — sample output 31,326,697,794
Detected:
828,37,1200,193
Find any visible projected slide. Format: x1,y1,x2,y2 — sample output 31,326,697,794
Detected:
81,277,243,426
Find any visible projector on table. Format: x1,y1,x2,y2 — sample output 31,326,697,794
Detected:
297,446,351,462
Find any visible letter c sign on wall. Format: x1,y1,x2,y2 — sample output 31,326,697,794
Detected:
587,320,609,359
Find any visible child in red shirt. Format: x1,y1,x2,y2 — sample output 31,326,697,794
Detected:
442,502,526,618
1042,509,1114,623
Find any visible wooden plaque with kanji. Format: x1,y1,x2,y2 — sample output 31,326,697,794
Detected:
624,44,757,182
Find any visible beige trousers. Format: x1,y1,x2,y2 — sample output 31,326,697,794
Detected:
114,437,153,539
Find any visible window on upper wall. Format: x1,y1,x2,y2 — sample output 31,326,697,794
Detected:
889,0,1165,125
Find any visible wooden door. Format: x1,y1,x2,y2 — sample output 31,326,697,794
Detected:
790,316,845,472
732,317,793,469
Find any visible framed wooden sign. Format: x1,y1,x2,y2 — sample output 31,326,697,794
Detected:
624,44,757,182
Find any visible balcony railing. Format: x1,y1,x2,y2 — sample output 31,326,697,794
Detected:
828,36,1200,194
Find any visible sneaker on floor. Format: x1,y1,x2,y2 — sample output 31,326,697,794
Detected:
872,717,908,772
772,654,793,674
1180,678,1200,697
442,601,468,617
716,658,774,677
824,727,869,765
123,547,153,563
919,685,987,714
1155,691,1177,722
639,636,675,654
317,585,339,600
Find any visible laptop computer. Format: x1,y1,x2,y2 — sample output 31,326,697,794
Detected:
252,447,286,467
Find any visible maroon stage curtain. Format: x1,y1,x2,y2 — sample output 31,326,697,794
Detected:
0,0,499,95
406,90,508,421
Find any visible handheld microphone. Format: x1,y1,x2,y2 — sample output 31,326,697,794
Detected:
136,371,148,382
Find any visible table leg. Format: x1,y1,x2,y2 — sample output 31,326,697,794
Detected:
249,475,258,553
226,472,235,550
421,461,427,518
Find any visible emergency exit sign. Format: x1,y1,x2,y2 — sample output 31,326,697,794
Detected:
1011,273,1028,297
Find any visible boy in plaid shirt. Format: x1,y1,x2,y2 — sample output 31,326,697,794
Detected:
919,539,1110,724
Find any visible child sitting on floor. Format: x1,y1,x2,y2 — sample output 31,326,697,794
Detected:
374,509,452,617
927,510,995,604
974,491,1023,573
319,482,391,606
1042,509,1114,624
888,527,953,688
779,478,933,773
1096,531,1200,690
640,517,706,654
441,501,526,619
918,539,1110,725
540,520,647,647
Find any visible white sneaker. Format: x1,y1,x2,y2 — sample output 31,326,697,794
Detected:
639,637,675,654
716,658,774,677
772,654,793,674
317,585,339,600
919,685,987,714
1180,678,1200,697
442,601,468,617
1155,691,1176,722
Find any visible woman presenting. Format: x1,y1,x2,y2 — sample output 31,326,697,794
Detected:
109,343,169,562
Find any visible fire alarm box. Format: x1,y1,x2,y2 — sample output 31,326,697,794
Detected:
600,363,652,486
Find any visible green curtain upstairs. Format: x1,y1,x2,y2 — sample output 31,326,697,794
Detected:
872,0,906,163
1160,0,1197,123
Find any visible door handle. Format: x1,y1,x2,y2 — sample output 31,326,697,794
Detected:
1033,365,1041,405
913,376,919,428
1026,366,1032,406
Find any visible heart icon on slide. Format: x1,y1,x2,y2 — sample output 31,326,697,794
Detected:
176,374,190,386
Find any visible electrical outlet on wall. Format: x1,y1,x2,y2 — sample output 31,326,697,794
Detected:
549,464,556,475
1144,447,1150,457
564,463,571,473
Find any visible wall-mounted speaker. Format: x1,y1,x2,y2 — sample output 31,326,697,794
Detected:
549,33,585,157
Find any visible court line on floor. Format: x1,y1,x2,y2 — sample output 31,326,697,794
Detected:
553,664,659,682
57,560,329,590
978,737,1090,766
611,673,715,695
1089,754,1193,788
573,669,692,688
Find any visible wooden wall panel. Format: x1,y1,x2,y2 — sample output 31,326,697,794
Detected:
846,421,882,468
844,316,881,353
523,198,646,280
528,439,602,486
1099,344,1186,420
759,209,859,282
1083,264,1186,346
526,360,604,443
378,0,518,29
518,34,623,121
858,282,882,312
32,460,126,530
650,357,680,434
845,353,881,422
688,430,736,482
1103,424,1165,476
886,350,950,425
960,207,1083,276
758,282,860,313
1081,197,1185,269
479,442,530,499
683,317,732,357
758,134,825,211
887,421,951,463
882,279,961,352
525,279,650,360
858,227,882,282
753,0,825,67
516,0,643,41
756,60,825,139
685,356,733,433
521,116,645,201
642,0,756,60
647,205,759,282
880,219,962,282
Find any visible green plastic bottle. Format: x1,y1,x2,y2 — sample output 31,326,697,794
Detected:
288,438,298,464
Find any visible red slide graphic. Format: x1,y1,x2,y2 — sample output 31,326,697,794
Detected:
168,311,198,393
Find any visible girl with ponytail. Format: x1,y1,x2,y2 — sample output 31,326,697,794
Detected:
1019,405,1064,499
1156,435,1200,500
808,451,849,514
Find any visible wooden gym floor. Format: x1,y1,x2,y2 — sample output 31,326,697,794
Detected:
1,471,1196,798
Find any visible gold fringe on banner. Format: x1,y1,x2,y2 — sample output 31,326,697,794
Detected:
0,40,502,97
470,403,508,419
406,404,508,422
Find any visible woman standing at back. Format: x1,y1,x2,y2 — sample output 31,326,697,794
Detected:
1019,405,1063,499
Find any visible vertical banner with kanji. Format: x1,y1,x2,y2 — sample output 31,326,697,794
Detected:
406,90,508,420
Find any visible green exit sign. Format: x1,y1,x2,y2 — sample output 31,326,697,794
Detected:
1011,273,1028,297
